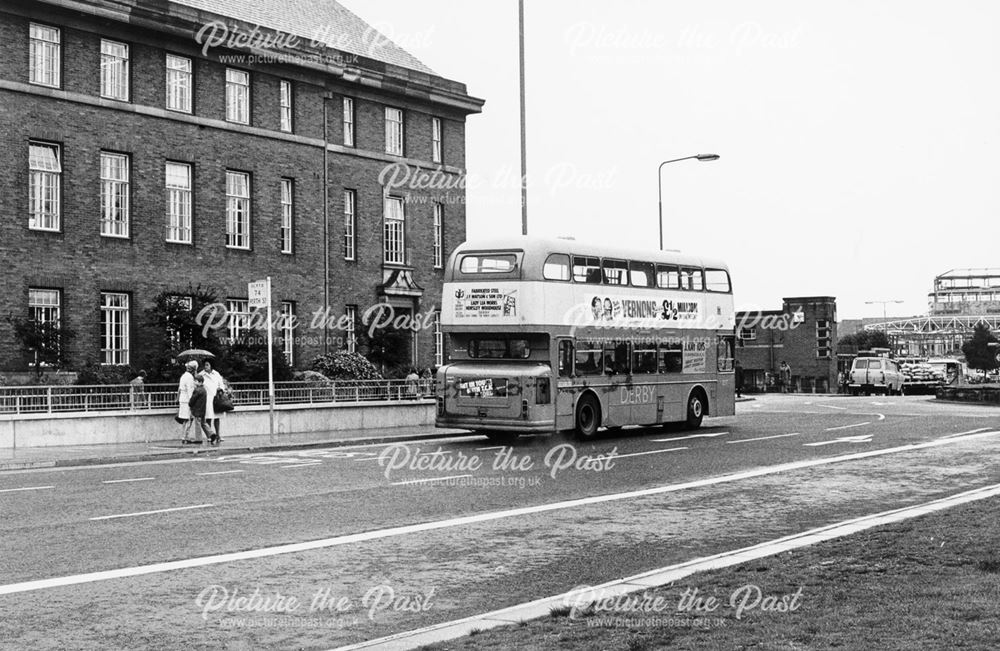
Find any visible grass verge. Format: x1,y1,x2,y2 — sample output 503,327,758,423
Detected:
420,497,1000,650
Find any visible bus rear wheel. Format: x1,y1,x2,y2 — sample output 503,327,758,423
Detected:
685,392,705,429
575,395,601,440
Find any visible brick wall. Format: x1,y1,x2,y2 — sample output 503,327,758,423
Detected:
0,5,475,375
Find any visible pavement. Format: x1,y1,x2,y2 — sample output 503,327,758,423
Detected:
0,425,477,472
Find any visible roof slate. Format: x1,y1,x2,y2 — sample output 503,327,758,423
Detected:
172,0,435,74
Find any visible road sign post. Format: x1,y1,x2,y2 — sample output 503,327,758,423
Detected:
248,278,275,442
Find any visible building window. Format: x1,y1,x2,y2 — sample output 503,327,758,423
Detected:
226,171,251,249
226,299,250,343
345,305,357,353
385,107,403,155
29,24,60,88
29,288,62,363
165,162,192,243
100,152,130,238
343,97,355,146
226,68,250,124
29,142,61,231
343,189,356,260
431,117,442,163
434,312,443,367
279,80,293,132
383,196,405,264
100,292,130,365
433,203,444,268
100,40,129,101
817,319,831,359
738,327,757,341
165,54,192,113
280,178,294,254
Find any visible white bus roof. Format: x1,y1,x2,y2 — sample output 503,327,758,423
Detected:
451,236,730,271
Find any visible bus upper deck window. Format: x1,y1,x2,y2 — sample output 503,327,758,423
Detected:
629,261,654,287
602,259,628,285
573,256,602,283
460,254,517,274
705,269,731,293
656,265,679,289
543,253,571,281
681,268,704,291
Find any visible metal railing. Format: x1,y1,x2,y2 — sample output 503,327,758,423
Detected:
0,379,436,416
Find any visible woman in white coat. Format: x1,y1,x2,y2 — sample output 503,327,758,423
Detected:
177,361,200,443
199,360,227,444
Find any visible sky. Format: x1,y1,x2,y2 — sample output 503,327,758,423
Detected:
340,0,1000,320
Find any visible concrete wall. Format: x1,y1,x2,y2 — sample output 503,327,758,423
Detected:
0,400,436,448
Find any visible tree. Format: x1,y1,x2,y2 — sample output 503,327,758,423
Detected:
140,286,225,382
7,315,75,377
961,324,999,371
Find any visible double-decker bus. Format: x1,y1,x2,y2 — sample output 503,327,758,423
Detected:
436,236,736,442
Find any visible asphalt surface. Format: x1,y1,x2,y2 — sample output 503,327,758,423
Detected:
2,394,999,650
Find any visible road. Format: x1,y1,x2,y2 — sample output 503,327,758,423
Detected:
2,394,1000,649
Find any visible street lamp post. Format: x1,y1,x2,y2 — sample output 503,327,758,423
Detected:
865,299,904,323
658,154,719,250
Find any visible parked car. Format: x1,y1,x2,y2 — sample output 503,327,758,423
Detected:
848,357,904,395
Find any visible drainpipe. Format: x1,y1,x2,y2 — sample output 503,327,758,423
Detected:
322,93,331,355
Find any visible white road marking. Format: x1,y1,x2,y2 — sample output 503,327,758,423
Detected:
89,503,213,521
650,432,728,442
612,447,687,459
0,485,54,493
825,422,871,432
940,428,994,439
805,435,873,447
281,463,323,469
195,470,245,476
476,446,508,451
101,477,155,484
816,404,848,410
6,429,1000,596
336,482,1000,651
727,433,800,444
391,474,475,486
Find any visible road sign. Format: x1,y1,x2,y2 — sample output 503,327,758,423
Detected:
248,280,269,309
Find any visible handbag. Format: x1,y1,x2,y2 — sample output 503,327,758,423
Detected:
213,390,235,413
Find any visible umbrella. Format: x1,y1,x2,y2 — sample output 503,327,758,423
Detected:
176,349,216,360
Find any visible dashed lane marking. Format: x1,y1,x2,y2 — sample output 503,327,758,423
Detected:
650,432,729,442
89,503,213,521
5,429,999,596
0,485,54,493
195,470,245,476
825,422,871,432
101,477,155,484
726,433,800,444
804,435,874,447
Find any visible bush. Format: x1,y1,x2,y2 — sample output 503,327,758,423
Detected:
75,362,134,385
310,352,382,381
293,370,333,387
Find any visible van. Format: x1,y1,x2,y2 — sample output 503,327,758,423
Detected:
849,357,904,395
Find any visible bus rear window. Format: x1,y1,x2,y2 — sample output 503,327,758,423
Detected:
469,338,530,359
460,254,517,274
705,269,731,293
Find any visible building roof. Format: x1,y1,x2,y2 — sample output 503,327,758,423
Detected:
934,268,1000,279
172,0,435,75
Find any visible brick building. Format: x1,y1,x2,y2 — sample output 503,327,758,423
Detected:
0,0,483,375
736,296,838,393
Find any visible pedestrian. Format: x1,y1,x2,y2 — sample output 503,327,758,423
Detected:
129,369,148,410
177,361,199,443
199,360,226,444
780,361,792,393
405,367,420,398
188,374,217,445
734,360,744,398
